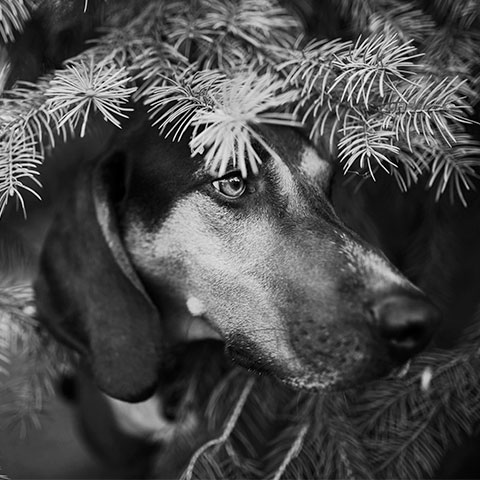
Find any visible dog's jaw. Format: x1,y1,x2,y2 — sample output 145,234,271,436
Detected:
104,393,198,442
119,126,439,392
123,189,403,391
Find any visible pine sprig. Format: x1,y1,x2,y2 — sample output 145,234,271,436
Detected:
388,131,480,205
338,113,398,177
1,55,138,215
163,0,301,69
181,377,256,480
0,0,30,43
2,0,480,214
369,2,435,44
276,32,480,199
0,128,41,216
278,35,420,110
45,57,136,138
147,69,300,177
425,135,480,205
0,284,34,375
0,280,73,437
355,341,480,479
1,327,73,437
0,1,183,215
277,34,422,153
428,0,479,28
175,329,480,480
380,76,471,148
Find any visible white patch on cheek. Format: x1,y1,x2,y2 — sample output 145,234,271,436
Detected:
186,297,205,316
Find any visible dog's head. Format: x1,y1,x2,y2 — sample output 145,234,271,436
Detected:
35,125,440,401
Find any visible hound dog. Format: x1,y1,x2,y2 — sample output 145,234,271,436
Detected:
34,123,440,459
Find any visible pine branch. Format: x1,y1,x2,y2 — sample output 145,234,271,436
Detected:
45,56,136,137
181,376,256,480
0,284,33,375
338,112,398,177
0,280,73,437
288,394,375,480
0,59,134,216
277,31,480,199
172,324,480,480
425,134,480,205
385,130,480,205
380,76,471,148
0,127,42,217
423,26,480,79
337,0,480,87
278,35,420,110
0,3,165,214
2,0,479,215
163,0,301,69
427,0,479,28
0,0,31,43
0,47,10,93
146,68,300,177
369,2,435,44
270,424,309,480
1,328,73,438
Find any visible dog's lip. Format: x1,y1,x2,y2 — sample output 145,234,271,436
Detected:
183,313,222,341
225,344,272,375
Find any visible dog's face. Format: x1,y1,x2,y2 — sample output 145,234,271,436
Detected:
35,125,440,401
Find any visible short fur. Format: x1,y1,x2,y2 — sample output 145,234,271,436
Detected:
35,124,439,406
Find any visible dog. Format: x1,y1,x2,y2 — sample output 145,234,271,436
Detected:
34,121,440,452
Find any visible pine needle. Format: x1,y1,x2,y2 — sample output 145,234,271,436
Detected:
0,127,42,217
338,113,399,178
2,0,480,213
147,69,300,177
0,275,73,437
271,424,309,480
0,0,30,43
0,46,10,93
181,377,255,480
45,56,136,138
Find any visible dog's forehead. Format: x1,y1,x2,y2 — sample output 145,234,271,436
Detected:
132,126,329,181
252,127,331,179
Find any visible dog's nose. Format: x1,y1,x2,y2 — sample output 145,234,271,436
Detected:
372,293,441,361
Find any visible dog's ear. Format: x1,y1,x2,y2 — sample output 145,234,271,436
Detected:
35,152,162,402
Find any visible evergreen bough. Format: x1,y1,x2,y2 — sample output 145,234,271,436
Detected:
1,0,480,478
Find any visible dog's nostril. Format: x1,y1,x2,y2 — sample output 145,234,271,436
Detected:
372,293,441,362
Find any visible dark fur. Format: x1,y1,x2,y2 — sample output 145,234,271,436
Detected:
34,124,440,405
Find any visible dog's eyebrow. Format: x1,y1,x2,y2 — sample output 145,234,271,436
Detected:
271,156,297,197
299,145,330,178
268,156,309,215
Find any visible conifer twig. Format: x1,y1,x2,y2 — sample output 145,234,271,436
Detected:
0,0,30,43
147,69,300,177
271,424,309,480
181,377,255,480
45,56,136,138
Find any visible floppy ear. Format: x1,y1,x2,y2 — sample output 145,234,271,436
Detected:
35,152,162,402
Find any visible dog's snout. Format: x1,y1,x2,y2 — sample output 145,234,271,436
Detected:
372,293,441,361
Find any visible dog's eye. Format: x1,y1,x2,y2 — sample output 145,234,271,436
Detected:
212,173,246,198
